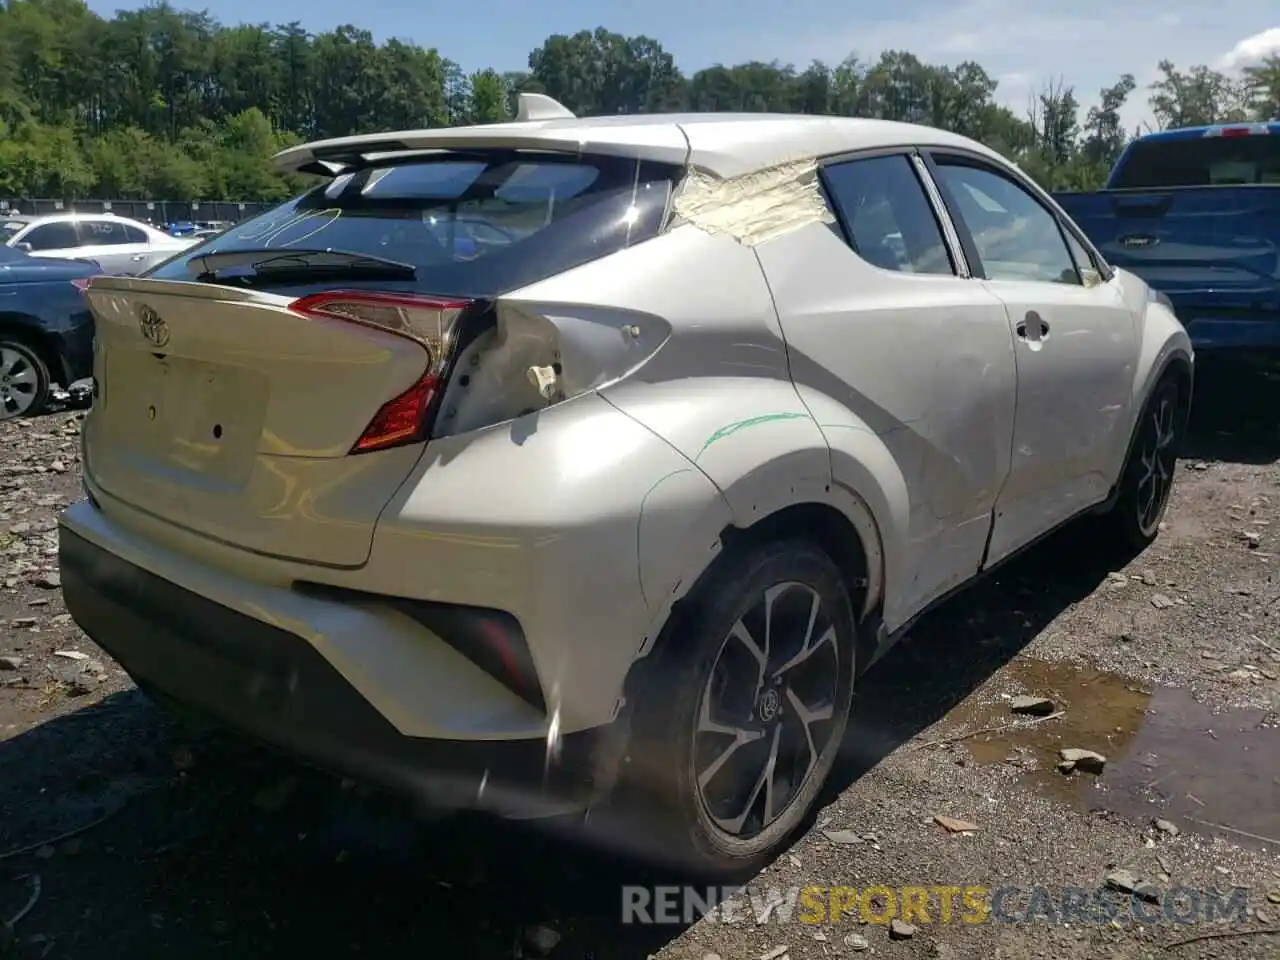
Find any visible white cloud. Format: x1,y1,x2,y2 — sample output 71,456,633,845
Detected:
1218,27,1280,69
768,0,1276,135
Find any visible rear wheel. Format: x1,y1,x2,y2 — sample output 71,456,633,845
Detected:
624,539,856,876
1104,374,1184,552
0,338,51,418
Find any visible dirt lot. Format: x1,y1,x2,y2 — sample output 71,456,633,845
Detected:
1,362,1279,960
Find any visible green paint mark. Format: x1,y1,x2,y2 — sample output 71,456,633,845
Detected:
695,412,807,461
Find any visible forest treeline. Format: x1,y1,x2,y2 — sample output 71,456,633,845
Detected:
2,0,1279,200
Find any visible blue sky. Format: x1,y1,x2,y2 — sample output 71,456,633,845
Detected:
88,0,1278,130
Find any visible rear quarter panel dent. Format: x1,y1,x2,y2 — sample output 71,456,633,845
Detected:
605,378,894,622
362,391,729,730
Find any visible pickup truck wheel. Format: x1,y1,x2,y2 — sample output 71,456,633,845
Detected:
0,339,51,418
1106,375,1184,552
624,539,856,877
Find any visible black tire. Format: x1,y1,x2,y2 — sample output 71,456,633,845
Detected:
622,539,857,877
1103,374,1186,553
0,337,52,418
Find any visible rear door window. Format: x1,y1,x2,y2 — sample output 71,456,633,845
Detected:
149,152,680,297
79,219,133,245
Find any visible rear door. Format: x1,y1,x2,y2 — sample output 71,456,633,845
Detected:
76,218,148,274
924,151,1138,564
81,149,679,567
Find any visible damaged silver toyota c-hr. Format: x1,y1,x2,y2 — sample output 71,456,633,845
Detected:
58,93,1192,874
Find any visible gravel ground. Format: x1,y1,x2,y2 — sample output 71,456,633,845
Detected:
1,361,1279,960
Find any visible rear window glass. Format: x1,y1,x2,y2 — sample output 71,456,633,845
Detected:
148,152,680,297
1111,136,1280,188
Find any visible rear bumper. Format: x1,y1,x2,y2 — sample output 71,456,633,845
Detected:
58,524,625,818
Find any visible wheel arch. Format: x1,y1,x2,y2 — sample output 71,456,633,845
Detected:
1109,303,1194,485
624,493,886,709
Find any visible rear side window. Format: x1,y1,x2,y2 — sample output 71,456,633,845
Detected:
122,224,149,243
149,152,680,297
1111,136,1280,188
80,220,132,245
822,155,954,276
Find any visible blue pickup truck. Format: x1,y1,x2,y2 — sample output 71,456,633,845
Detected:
1052,122,1280,362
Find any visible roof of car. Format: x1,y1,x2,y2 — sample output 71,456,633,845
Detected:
6,211,163,232
274,110,1004,180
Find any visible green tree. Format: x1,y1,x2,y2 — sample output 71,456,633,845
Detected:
5,1,1276,204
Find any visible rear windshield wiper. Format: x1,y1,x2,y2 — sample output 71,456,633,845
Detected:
187,247,417,282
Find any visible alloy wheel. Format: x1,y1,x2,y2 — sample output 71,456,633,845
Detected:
693,581,842,840
0,346,41,417
1135,388,1179,536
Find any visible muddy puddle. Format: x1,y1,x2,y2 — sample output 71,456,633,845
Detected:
950,659,1280,850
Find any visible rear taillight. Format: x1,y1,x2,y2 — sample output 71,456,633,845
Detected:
70,277,97,291
290,291,472,454
350,373,438,453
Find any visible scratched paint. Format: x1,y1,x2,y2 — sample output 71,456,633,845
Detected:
694,412,809,460
636,412,812,605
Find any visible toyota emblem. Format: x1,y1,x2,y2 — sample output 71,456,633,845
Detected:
138,305,169,347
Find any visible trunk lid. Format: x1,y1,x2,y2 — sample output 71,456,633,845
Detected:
82,276,430,566
1053,187,1280,348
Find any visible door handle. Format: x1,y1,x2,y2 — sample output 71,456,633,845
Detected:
1015,312,1050,342
130,254,147,261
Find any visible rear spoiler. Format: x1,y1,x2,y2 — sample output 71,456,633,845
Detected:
273,93,689,177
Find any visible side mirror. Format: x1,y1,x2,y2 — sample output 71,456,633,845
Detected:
15,242,32,252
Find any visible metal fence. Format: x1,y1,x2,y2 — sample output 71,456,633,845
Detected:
0,198,274,224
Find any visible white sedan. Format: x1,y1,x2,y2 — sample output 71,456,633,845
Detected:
1,213,197,275
57,95,1192,875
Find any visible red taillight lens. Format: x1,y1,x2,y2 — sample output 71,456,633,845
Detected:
351,373,439,453
289,291,472,455
70,277,96,291
1219,127,1253,138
